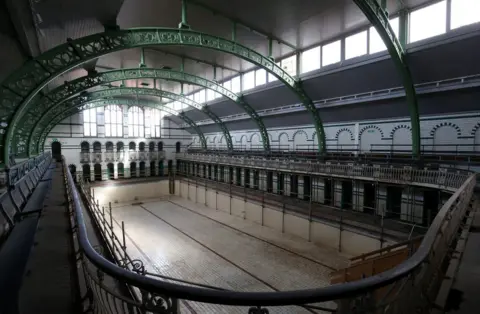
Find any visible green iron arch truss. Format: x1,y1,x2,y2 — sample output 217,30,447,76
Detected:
354,0,420,157
28,88,220,155
19,67,269,156
0,27,326,165
36,98,208,153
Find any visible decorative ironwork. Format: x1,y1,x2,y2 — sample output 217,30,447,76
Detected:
1,27,325,165
34,98,207,154
353,0,420,157
19,68,270,152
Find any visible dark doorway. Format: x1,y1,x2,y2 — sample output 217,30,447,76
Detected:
150,161,156,176
107,163,114,180
82,164,91,182
105,142,114,152
253,170,259,190
267,172,273,193
290,175,298,198
159,160,164,176
81,141,90,153
116,142,124,152
139,142,145,152
175,142,181,153
202,164,206,178
168,160,173,175
277,173,284,195
94,164,102,181
130,162,137,178
139,162,146,177
341,181,353,210
219,166,225,182
363,183,376,214
214,165,218,181
93,142,101,153
158,141,163,151
324,178,332,205
236,168,242,186
208,165,212,180
303,176,311,201
118,163,124,179
244,169,250,188
387,186,403,219
129,142,136,151
149,142,155,152
423,189,439,226
51,141,61,161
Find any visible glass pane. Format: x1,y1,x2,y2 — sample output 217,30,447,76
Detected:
83,110,90,123
451,0,480,29
410,1,447,43
90,109,96,122
117,125,122,136
194,92,200,102
206,89,215,101
369,17,400,54
214,91,222,99
268,62,281,82
106,127,111,137
91,124,96,136
105,110,110,123
301,46,321,74
198,89,205,103
222,80,232,90
322,40,341,66
255,69,266,86
345,30,367,60
281,55,297,76
231,76,241,93
243,71,255,91
84,123,90,136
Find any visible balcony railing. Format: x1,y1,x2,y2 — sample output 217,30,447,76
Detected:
63,155,477,313
79,151,165,163
176,153,471,191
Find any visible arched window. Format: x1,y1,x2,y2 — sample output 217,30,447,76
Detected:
128,106,144,137
151,109,163,138
83,108,97,136
105,105,123,137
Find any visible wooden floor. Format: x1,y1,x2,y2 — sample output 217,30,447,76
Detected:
110,196,350,313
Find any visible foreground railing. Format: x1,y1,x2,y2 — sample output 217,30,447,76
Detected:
177,153,471,191
63,155,477,313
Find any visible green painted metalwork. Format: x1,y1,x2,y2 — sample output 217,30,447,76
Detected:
20,67,270,154
29,87,220,155
35,98,207,154
354,0,420,157
0,27,326,165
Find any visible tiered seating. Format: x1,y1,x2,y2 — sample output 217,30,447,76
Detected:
0,154,54,307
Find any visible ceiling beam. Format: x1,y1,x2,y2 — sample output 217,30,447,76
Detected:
187,0,297,50
4,0,41,57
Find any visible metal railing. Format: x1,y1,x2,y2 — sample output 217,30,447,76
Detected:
63,153,477,313
79,151,165,163
176,153,471,191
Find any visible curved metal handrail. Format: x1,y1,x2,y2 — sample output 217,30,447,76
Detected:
64,155,476,308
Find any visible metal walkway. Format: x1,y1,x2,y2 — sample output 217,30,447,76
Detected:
18,162,77,313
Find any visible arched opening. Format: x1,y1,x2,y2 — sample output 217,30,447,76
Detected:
158,141,163,151
129,142,136,151
107,163,114,180
80,141,90,152
69,164,77,182
93,141,101,152
175,141,181,153
105,141,114,152
139,161,146,177
116,142,124,152
360,128,382,152
159,160,164,176
82,164,91,182
94,164,102,181
118,163,124,179
51,141,62,161
150,161,156,176
130,162,137,178
149,142,155,152
139,142,146,152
